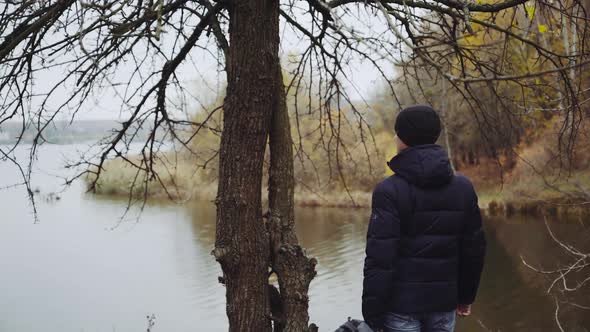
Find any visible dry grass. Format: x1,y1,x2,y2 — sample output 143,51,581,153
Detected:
504,120,590,203
294,190,371,208
479,119,590,216
86,154,218,202
88,117,590,213
88,155,374,208
89,148,590,212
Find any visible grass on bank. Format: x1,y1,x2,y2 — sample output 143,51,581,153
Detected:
87,156,217,202
86,154,590,215
87,120,590,214
86,155,372,207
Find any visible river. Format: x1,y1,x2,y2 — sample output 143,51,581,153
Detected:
0,144,588,331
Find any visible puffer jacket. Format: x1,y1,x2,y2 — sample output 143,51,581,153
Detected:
362,145,486,329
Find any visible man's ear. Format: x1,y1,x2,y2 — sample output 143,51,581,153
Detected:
394,135,408,151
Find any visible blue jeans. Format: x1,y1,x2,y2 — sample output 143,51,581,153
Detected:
383,311,456,332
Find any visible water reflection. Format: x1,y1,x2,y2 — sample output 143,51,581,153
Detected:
462,215,590,332
186,204,590,331
296,208,367,329
184,202,227,329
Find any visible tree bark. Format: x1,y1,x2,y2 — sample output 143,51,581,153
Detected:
214,0,281,330
268,67,317,331
440,78,455,172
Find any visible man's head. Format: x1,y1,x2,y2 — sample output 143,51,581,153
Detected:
394,105,441,149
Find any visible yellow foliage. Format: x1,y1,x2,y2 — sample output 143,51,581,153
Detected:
538,24,547,33
525,4,535,21
375,131,396,176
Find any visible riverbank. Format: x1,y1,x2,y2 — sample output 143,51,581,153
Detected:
85,157,373,208
86,155,590,217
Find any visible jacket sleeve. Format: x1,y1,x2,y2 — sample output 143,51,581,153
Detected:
362,184,400,329
458,184,487,305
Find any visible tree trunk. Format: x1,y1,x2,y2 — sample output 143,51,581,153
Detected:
440,78,455,172
268,67,317,332
214,0,280,330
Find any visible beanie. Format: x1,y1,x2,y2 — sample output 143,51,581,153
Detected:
394,105,441,146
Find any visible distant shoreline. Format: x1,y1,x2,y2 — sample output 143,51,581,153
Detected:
0,119,152,145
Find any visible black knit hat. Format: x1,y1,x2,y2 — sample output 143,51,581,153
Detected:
394,105,441,146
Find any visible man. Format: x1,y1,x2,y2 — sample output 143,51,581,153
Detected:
362,105,486,332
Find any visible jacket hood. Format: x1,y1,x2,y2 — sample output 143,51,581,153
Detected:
387,144,454,188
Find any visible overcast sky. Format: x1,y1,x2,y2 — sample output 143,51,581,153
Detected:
6,6,398,123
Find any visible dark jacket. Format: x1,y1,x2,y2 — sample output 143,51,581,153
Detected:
362,145,486,329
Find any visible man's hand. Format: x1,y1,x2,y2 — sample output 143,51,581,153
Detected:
457,304,472,317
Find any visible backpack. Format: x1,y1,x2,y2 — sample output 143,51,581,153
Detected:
334,317,374,332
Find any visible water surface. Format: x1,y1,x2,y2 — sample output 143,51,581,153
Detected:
0,145,588,331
